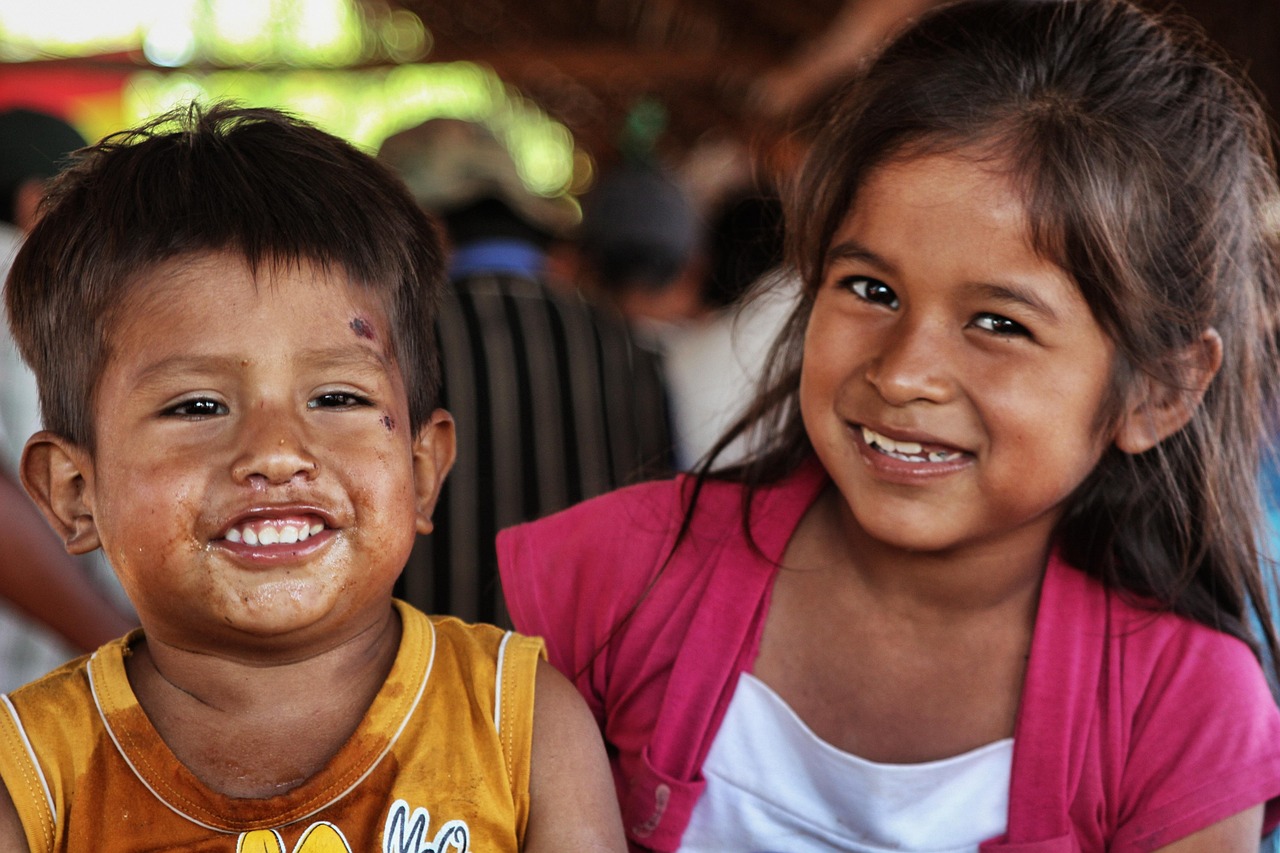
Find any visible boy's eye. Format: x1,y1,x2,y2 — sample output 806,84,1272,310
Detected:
164,398,226,417
973,313,1031,338
843,276,899,309
309,392,371,409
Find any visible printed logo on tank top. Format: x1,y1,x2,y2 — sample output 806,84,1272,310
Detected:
233,799,471,852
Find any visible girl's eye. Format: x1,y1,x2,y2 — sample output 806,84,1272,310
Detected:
164,398,226,418
309,392,370,409
843,276,899,309
973,313,1031,338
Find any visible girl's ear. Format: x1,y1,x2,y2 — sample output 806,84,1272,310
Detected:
20,431,101,554
1114,329,1222,455
412,409,457,535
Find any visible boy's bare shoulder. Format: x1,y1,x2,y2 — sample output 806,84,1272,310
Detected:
0,781,31,853
523,660,626,852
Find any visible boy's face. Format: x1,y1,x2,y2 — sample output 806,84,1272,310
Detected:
36,251,453,659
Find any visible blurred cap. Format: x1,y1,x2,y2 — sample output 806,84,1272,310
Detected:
0,108,87,220
378,118,577,237
579,164,698,289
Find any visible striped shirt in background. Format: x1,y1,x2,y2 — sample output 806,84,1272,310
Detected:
394,270,673,626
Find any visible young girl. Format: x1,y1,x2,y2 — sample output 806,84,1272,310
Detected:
499,0,1280,850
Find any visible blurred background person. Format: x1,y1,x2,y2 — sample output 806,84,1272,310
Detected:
575,156,792,470
576,161,703,327
379,118,671,625
0,108,89,460
660,187,791,470
0,107,134,690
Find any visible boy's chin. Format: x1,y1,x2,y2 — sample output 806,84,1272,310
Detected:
154,588,396,661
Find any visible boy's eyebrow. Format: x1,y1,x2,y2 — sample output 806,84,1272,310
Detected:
130,344,394,387
827,237,1064,323
295,344,397,372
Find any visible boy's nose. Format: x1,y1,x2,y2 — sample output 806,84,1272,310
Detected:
863,318,956,406
231,414,319,486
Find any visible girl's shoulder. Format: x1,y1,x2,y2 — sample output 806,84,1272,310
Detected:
1051,556,1259,657
497,473,746,600
499,458,828,567
496,461,828,655
1044,555,1273,711
1021,558,1280,849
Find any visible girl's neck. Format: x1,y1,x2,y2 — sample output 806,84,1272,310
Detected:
755,483,1041,762
799,484,1051,619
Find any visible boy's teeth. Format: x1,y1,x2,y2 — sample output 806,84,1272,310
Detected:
224,519,324,546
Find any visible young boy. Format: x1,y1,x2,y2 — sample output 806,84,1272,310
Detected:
0,103,625,852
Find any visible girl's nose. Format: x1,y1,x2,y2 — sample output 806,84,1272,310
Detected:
231,409,319,487
864,318,956,406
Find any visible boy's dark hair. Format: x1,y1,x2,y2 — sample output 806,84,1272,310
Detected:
5,102,446,449
696,0,1280,662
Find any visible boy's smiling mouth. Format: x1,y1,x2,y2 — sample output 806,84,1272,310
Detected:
223,515,328,546
860,425,966,464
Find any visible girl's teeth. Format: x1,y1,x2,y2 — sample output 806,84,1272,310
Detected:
861,426,922,455
862,426,957,463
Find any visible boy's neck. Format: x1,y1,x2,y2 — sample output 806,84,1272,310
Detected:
123,604,402,799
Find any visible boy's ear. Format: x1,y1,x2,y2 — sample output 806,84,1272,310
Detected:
412,409,457,535
1114,329,1222,455
20,431,101,554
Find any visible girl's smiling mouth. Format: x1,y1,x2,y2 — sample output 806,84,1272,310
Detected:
859,425,968,465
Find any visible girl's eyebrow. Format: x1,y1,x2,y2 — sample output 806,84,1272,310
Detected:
828,237,1065,324
964,281,1063,325
826,239,899,277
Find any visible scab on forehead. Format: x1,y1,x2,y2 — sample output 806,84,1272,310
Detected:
349,316,376,340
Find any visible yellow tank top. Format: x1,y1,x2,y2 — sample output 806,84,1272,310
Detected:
0,600,542,853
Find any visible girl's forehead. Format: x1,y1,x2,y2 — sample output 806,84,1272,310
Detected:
827,146,1073,269
835,152,1035,248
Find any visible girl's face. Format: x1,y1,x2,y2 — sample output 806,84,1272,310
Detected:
800,152,1120,559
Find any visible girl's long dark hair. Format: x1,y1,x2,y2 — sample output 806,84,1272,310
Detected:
685,0,1280,675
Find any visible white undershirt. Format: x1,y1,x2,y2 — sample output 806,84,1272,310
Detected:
679,672,1012,853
